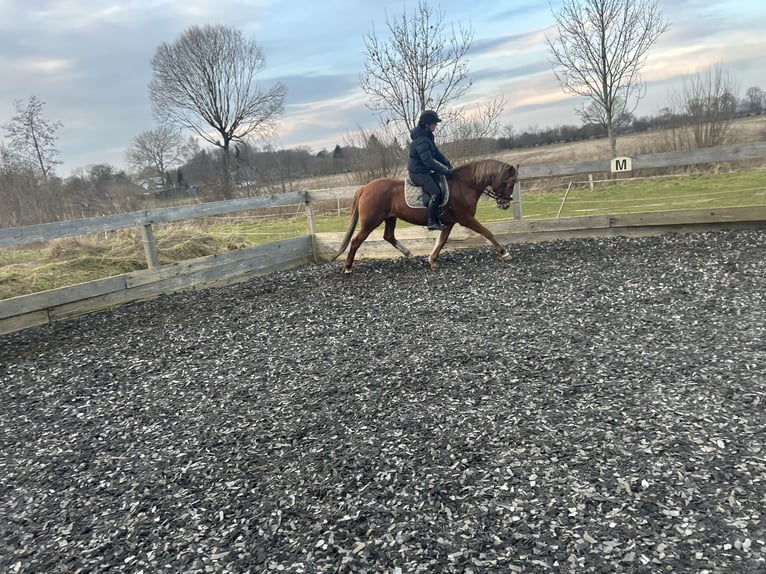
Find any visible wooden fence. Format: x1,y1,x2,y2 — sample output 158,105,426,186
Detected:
1,142,765,335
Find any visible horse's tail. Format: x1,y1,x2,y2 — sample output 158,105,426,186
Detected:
330,186,363,261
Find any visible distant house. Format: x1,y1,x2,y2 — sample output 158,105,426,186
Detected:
136,176,167,197
135,175,197,200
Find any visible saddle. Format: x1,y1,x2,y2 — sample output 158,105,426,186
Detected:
404,174,449,209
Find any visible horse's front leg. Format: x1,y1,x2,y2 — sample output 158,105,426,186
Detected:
428,223,455,269
383,217,412,258
458,217,512,261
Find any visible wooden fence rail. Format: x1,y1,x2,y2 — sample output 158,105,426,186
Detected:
0,191,309,248
1,143,765,335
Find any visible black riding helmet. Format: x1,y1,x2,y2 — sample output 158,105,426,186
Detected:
418,110,442,127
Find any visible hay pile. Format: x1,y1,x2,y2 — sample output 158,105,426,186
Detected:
1,229,764,573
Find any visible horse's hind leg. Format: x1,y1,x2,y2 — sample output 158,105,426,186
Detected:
344,227,375,273
428,223,455,270
383,217,413,258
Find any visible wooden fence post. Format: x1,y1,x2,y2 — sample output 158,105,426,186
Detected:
141,223,160,269
513,180,523,220
304,192,319,263
557,181,573,218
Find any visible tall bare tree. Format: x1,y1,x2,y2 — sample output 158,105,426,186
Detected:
342,127,405,183
2,95,62,183
126,125,184,175
442,99,506,159
743,86,764,115
547,0,669,157
360,0,474,139
149,24,287,199
665,64,739,150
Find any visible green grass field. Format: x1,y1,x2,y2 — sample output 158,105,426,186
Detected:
2,168,765,300
482,168,766,221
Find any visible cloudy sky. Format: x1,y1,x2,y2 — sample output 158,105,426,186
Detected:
1,0,765,175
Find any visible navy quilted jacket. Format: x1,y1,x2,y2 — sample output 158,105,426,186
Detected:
407,126,451,175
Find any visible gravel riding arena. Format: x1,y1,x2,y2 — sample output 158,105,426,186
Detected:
1,229,765,573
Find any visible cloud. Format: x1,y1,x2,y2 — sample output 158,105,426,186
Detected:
279,73,360,106
277,86,375,153
3,56,75,76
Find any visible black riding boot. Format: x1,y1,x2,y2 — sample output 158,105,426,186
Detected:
427,196,443,231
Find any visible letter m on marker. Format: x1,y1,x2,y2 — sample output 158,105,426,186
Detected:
610,157,632,173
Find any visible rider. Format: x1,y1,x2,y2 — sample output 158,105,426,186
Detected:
408,110,453,231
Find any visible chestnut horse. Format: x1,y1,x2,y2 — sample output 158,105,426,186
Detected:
331,159,519,273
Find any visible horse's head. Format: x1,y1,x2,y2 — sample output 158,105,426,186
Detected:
486,162,519,210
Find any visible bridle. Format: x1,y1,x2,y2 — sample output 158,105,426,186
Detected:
485,171,517,204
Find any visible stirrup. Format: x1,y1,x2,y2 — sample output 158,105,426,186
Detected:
427,221,443,231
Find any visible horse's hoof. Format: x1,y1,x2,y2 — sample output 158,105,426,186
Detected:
429,259,440,270
501,251,512,261
344,268,352,274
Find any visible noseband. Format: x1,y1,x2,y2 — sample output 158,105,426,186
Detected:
485,175,516,202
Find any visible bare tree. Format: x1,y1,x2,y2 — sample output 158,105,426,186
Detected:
442,99,506,160
2,95,63,182
666,64,739,150
149,24,287,199
342,127,405,183
360,0,474,138
547,0,669,157
126,125,185,175
180,135,202,163
743,86,764,115
579,96,635,134
0,142,34,226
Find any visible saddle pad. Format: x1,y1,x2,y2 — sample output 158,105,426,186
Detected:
404,176,449,209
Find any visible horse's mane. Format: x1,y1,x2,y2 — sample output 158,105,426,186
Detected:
456,159,510,187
